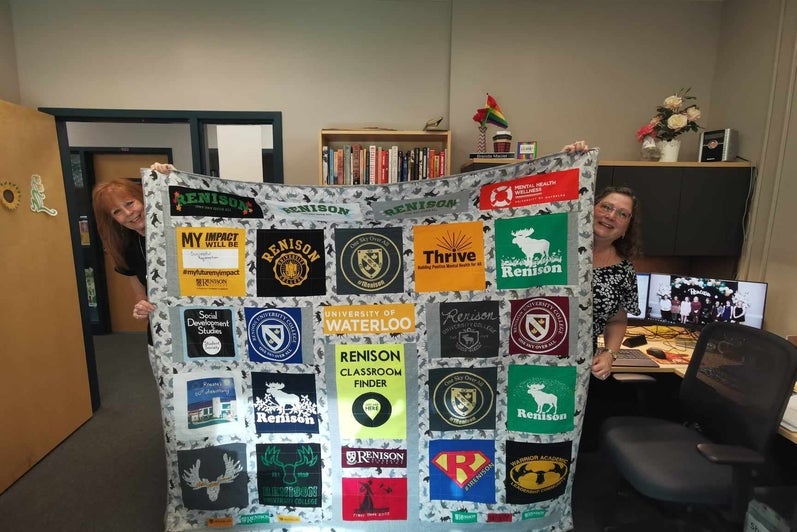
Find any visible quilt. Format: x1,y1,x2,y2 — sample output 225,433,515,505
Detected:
142,149,598,531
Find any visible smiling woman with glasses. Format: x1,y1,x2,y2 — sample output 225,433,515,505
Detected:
562,141,645,451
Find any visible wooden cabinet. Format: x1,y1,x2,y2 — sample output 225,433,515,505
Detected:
318,129,451,185
597,162,753,256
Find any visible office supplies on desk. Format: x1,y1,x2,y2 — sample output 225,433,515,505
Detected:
622,334,647,347
646,347,667,359
612,348,659,368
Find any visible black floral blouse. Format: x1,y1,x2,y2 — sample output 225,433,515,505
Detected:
592,259,639,348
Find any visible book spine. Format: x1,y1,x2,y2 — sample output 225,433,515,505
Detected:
369,145,377,185
335,149,343,185
360,148,367,185
440,149,447,177
343,145,352,185
380,149,388,184
322,146,329,184
329,147,336,184
390,146,398,184
352,144,361,185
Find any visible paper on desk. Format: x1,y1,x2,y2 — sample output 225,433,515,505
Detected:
781,394,797,432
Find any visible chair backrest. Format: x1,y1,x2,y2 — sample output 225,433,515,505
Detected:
680,322,797,453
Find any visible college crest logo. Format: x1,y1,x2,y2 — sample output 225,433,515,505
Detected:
429,368,496,430
335,228,403,294
438,300,500,358
256,229,326,297
509,297,569,356
245,307,303,363
457,328,481,352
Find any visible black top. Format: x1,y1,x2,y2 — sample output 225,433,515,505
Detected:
115,232,147,288
592,259,639,350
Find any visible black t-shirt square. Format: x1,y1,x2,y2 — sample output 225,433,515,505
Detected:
257,229,326,297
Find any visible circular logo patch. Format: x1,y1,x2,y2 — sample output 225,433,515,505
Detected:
510,298,568,354
352,392,392,427
273,251,309,287
247,308,300,362
340,232,401,292
508,457,569,493
202,336,222,355
432,371,494,428
490,185,513,207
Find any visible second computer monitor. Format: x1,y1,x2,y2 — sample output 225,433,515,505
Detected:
628,273,650,321
646,273,768,330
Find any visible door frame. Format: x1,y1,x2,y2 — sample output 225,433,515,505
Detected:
40,108,284,412
71,147,174,335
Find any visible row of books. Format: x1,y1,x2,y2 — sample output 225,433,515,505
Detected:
322,145,447,185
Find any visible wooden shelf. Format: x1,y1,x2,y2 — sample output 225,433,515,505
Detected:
319,129,451,185
599,160,751,167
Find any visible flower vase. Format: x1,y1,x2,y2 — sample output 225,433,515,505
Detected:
656,139,681,162
476,126,487,153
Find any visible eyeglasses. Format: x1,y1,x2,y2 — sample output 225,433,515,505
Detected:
597,202,632,220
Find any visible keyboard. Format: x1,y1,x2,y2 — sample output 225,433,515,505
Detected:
612,348,659,368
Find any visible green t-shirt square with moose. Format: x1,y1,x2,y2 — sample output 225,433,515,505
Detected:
495,213,568,289
507,364,576,434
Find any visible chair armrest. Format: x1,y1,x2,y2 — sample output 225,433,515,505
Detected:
696,443,765,466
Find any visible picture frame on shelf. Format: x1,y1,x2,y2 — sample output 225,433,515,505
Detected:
516,141,538,160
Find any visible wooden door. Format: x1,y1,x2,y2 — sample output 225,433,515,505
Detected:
0,100,92,493
93,153,167,332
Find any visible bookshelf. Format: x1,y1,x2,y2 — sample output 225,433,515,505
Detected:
319,129,451,185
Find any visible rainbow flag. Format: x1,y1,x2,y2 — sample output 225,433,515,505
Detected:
484,94,509,128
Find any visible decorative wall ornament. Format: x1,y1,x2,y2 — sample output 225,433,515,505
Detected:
30,175,58,216
1,181,21,210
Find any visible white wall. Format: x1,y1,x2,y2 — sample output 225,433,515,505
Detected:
11,0,452,185
11,0,726,181
449,0,722,166
9,0,797,334
66,122,193,169
0,0,20,103
712,0,797,336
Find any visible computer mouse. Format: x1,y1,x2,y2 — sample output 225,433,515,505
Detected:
646,347,667,360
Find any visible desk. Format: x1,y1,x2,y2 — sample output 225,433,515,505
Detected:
611,328,797,445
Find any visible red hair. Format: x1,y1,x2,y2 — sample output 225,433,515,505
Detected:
92,179,144,270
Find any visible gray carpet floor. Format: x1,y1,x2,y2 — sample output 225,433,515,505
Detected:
0,333,648,532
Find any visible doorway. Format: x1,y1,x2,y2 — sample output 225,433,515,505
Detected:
73,150,172,333
41,108,284,411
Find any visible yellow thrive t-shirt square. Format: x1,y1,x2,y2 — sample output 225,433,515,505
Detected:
413,221,485,293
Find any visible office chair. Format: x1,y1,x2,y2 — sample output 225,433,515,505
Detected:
599,322,797,531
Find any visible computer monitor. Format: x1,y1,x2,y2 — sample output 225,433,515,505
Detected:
628,273,650,322
646,273,768,330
